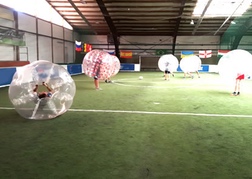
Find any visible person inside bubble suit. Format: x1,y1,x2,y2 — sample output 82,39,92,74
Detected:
33,82,53,99
31,81,57,118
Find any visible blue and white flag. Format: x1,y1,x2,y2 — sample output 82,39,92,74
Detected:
103,49,115,55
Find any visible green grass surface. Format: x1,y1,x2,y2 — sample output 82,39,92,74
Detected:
1,72,252,179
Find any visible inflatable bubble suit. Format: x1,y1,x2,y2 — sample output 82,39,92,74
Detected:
180,55,202,73
8,60,76,120
82,49,117,80
158,54,179,72
218,49,252,84
110,55,121,77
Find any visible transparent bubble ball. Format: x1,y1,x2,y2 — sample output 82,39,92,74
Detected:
82,49,115,80
158,54,179,72
180,55,202,73
8,60,76,120
218,49,252,84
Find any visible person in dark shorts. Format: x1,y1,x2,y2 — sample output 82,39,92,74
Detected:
231,73,245,96
164,62,173,80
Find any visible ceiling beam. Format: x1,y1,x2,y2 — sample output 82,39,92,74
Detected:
95,0,120,58
172,0,186,55
214,0,245,35
192,0,213,35
67,0,97,34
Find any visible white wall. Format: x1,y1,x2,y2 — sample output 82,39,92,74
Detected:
53,39,64,63
0,6,75,64
38,19,51,36
38,36,52,62
23,33,37,62
53,24,63,39
65,41,74,63
18,12,36,33
0,46,14,60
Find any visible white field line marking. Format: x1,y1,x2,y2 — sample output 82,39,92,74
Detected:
74,78,230,89
1,107,250,118
67,109,252,118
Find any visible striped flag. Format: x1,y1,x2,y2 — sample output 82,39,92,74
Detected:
84,43,92,52
199,50,212,58
218,50,230,58
75,40,82,52
120,51,132,58
181,51,194,58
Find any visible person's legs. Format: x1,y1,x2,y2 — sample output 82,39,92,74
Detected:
196,71,200,78
94,79,99,89
94,76,98,88
164,73,168,80
187,72,193,79
237,80,241,95
232,79,238,95
183,72,186,78
167,71,171,80
164,71,168,80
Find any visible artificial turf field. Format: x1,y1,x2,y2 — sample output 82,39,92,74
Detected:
1,72,252,179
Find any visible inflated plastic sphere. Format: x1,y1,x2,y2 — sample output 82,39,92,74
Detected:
218,49,252,83
158,54,179,72
180,55,201,73
110,55,121,77
82,49,114,80
8,60,76,120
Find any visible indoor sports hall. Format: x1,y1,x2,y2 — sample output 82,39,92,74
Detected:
1,1,252,178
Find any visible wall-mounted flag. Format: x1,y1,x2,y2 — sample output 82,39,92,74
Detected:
84,43,92,52
199,50,212,58
75,40,82,52
181,51,194,58
103,49,115,55
218,50,230,58
120,51,132,58
155,49,170,56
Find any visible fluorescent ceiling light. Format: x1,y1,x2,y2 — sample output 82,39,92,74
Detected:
193,0,251,17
